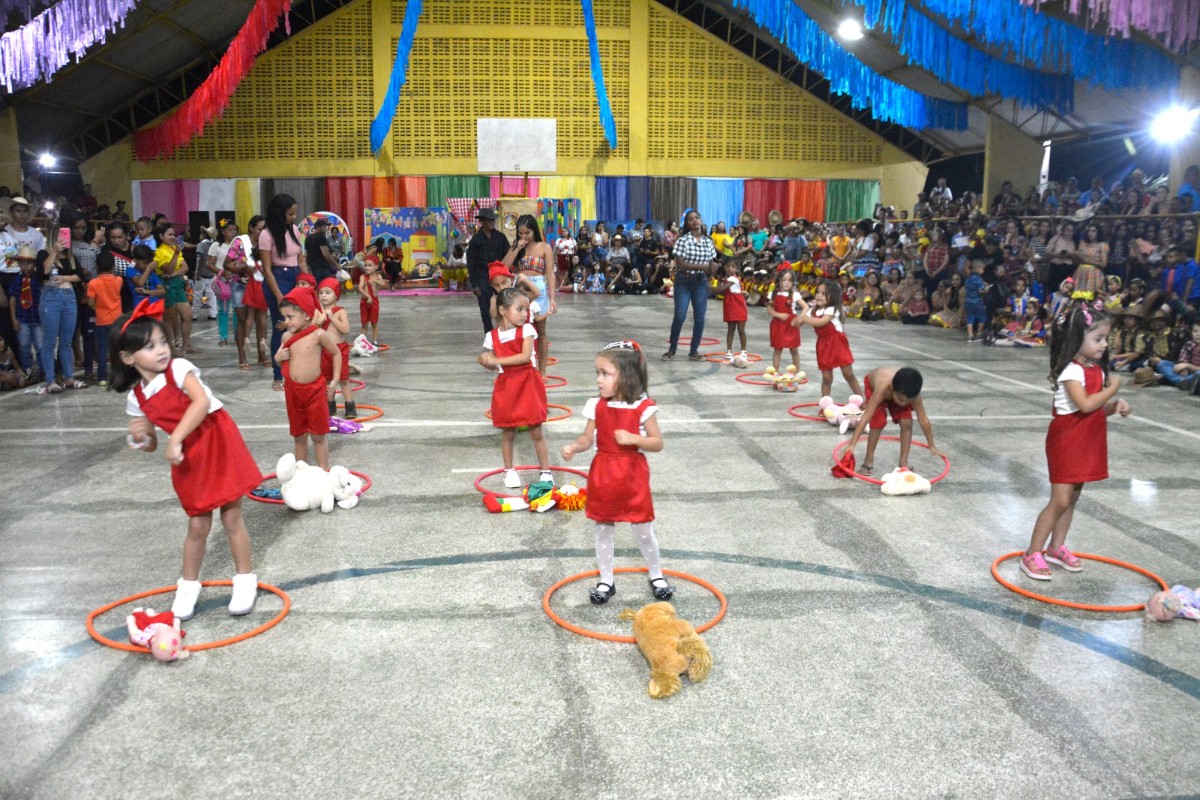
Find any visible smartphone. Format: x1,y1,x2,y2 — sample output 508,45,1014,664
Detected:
56,227,70,249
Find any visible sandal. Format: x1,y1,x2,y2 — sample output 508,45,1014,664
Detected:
661,351,676,361
258,358,271,367
649,577,675,601
688,352,704,362
1043,544,1083,572
859,463,873,476
272,381,284,392
238,363,252,370
66,379,87,389
589,583,616,605
1019,551,1052,581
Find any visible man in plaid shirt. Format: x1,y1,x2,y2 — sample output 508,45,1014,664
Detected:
663,210,717,361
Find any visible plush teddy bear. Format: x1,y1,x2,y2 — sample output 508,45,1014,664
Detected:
126,607,188,662
275,453,363,512
350,334,378,358
879,466,931,496
617,602,713,699
819,394,865,434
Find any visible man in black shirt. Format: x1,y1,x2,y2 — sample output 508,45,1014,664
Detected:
467,208,509,332
304,218,338,283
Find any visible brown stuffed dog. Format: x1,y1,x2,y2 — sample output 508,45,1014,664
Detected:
618,602,713,699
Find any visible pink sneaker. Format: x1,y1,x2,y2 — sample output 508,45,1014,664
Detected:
1043,544,1083,572
1019,551,1052,581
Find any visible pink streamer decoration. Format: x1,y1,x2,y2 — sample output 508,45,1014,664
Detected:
1022,0,1200,52
0,0,139,92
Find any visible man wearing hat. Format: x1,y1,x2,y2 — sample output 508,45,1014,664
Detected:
0,197,46,275
467,207,509,332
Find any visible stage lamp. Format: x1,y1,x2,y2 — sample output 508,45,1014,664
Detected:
37,153,56,168
837,19,864,41
1151,106,1199,144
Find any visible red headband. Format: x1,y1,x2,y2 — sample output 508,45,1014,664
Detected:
121,298,164,334
317,277,341,299
488,261,512,282
282,285,319,319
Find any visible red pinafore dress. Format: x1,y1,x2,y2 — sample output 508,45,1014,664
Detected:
489,326,547,428
769,292,801,349
319,306,351,382
133,362,264,517
585,397,655,524
1045,361,1108,484
723,276,748,323
812,308,854,371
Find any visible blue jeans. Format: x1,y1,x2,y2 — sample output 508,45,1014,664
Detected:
17,321,42,372
668,271,710,354
1154,360,1200,389
39,287,77,382
94,324,111,381
265,267,299,380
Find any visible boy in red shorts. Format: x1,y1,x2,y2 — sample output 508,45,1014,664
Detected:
317,277,355,418
275,285,342,470
844,365,944,474
358,261,385,345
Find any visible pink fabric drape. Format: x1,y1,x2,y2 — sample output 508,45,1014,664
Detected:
786,180,827,223
742,179,789,227
371,176,428,208
489,175,540,198
324,177,372,251
139,180,200,227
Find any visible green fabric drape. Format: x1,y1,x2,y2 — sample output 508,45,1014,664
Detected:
425,175,490,208
824,180,880,223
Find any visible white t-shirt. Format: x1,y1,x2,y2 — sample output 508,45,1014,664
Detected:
726,275,743,295
482,323,538,372
126,359,222,417
1052,362,1086,414
0,227,47,273
582,394,658,448
815,305,844,333
208,242,233,273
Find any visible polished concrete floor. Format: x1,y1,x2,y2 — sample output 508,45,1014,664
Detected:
1,291,1197,799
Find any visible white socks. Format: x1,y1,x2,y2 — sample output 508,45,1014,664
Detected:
594,522,664,584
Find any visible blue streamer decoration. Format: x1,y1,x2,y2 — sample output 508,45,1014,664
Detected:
729,0,966,130
369,0,423,154
580,0,618,150
860,0,1176,93
848,0,1074,112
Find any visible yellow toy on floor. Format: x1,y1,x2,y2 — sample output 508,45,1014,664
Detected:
618,601,713,699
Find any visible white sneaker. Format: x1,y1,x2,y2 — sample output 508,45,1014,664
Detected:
724,351,734,363
171,579,202,620
228,573,258,616
539,471,554,485
503,469,522,489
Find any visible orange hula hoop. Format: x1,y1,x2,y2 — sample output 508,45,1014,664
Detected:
336,403,383,422
484,404,572,422
86,580,291,653
991,551,1167,612
542,567,727,643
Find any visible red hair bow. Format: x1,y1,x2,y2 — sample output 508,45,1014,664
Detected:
121,298,164,333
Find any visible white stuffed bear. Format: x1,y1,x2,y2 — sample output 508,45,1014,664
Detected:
819,394,864,434
350,334,378,358
879,467,932,496
276,454,363,512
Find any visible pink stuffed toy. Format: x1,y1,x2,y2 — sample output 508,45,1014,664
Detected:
126,607,189,662
1146,586,1200,622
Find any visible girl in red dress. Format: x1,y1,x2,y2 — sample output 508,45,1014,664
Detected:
767,267,802,374
562,340,670,605
1021,304,1130,581
796,278,863,398
720,261,749,362
110,300,264,620
479,288,550,491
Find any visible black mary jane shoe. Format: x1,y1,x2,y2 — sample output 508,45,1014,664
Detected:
589,582,616,605
649,577,675,600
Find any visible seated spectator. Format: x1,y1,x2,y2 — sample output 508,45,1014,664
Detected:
902,286,931,325
1150,314,1200,393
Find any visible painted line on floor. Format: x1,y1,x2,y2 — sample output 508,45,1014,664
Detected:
853,331,1200,442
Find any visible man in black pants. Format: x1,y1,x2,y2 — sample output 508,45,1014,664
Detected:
467,207,509,332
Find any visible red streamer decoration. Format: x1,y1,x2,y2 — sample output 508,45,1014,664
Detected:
134,0,291,161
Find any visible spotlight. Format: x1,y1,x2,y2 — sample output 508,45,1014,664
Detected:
1151,106,1199,144
43,201,55,211
37,153,56,168
837,19,864,41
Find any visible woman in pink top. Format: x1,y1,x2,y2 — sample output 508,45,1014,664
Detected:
258,194,311,388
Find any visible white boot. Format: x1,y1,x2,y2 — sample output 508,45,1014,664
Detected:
171,579,202,621
228,573,258,616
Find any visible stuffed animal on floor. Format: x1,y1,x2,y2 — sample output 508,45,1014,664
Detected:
328,417,373,434
1146,585,1200,621
819,394,865,434
731,353,750,369
552,484,586,511
350,334,378,357
773,364,805,392
126,607,188,662
879,466,931,496
617,602,713,699
275,453,363,512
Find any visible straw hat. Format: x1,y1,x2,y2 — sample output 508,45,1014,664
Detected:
13,244,37,261
1133,366,1161,387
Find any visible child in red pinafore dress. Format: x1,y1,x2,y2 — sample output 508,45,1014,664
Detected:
562,340,672,605
796,278,863,398
317,278,355,419
110,299,264,620
720,261,749,362
1021,304,1130,580
358,261,385,345
767,268,802,374
275,285,342,471
478,288,550,491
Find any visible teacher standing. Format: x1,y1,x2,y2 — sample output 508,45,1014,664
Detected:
663,210,717,361
467,207,510,333
259,193,310,390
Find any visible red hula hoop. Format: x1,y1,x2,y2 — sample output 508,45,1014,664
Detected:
788,402,826,422
832,436,950,486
